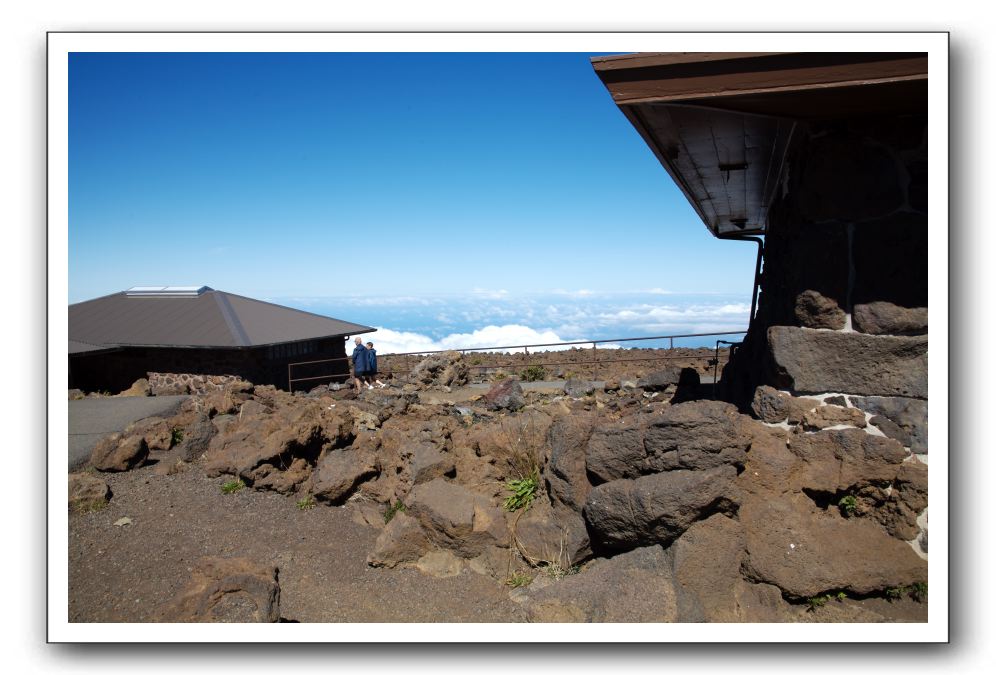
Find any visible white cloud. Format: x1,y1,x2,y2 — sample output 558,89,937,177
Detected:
370,324,587,355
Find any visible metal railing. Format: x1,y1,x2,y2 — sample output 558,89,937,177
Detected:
287,330,746,392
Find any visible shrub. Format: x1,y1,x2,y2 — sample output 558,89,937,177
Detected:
520,365,547,382
221,479,245,494
296,495,316,510
838,494,858,517
170,426,184,447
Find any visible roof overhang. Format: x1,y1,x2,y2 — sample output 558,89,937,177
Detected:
592,52,928,237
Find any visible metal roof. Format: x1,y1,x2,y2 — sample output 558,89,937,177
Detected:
69,289,375,350
591,52,928,237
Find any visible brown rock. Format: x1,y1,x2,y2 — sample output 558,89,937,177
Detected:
117,377,150,397
310,448,379,504
68,472,111,512
367,512,432,568
523,545,680,622
546,414,596,511
751,385,820,424
513,500,592,568
767,326,927,398
408,351,469,389
853,302,928,336
202,402,328,479
642,400,750,472
251,457,313,494
789,428,908,493
124,416,173,452
801,404,867,431
741,493,927,598
411,443,456,485
407,478,508,558
794,290,846,329
156,557,280,622
482,378,525,412
90,433,149,472
583,465,739,552
850,396,928,453
584,418,646,483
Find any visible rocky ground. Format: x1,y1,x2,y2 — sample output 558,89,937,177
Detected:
68,350,928,623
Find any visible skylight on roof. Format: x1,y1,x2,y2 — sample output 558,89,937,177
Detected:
125,286,211,297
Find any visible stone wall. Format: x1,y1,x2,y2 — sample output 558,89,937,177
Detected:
721,113,928,455
147,372,246,396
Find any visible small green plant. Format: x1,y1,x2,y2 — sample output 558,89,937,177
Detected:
911,582,928,603
541,562,580,580
384,500,407,524
296,495,316,510
505,572,532,588
885,585,910,601
470,356,483,365
72,498,108,515
221,479,245,494
170,426,184,447
838,494,858,517
519,365,547,382
805,592,846,612
493,371,507,381
503,469,539,512
805,595,830,611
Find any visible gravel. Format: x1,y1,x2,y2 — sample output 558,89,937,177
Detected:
68,459,525,623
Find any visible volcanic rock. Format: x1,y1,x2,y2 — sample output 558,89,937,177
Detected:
751,385,820,424
124,416,173,452
801,404,867,431
482,379,525,412
669,513,791,622
523,545,681,622
563,378,595,398
408,351,469,389
367,512,432,568
788,428,908,494
68,472,111,511
794,290,846,329
767,326,927,397
513,499,592,568
853,302,928,336
583,465,739,552
849,396,928,452
642,400,749,472
156,557,280,622
90,432,149,472
545,414,596,511
310,447,379,504
741,493,927,598
407,478,508,558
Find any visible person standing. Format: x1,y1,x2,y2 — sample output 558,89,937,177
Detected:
366,341,385,388
351,337,368,393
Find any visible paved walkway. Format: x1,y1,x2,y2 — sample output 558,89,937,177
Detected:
67,395,189,471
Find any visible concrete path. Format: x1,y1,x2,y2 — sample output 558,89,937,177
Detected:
68,395,189,471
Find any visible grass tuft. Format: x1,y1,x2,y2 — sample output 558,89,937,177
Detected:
221,479,245,494
384,500,407,524
296,495,316,510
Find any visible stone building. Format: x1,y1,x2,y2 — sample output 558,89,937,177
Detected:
69,286,374,393
592,52,928,454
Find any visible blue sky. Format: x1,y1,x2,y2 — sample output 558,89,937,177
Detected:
69,52,756,350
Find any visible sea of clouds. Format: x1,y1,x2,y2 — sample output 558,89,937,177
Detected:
272,289,751,355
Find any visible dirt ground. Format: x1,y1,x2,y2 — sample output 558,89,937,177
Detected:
69,461,525,623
